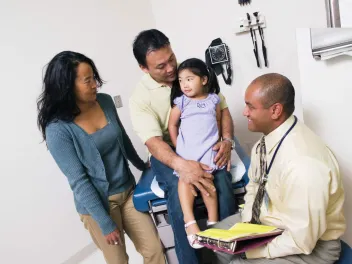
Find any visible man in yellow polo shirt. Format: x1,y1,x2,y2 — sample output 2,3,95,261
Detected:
130,29,237,264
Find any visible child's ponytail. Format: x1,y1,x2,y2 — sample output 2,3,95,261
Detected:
206,66,220,95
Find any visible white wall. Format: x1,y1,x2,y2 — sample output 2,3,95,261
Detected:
0,1,154,263
340,0,352,26
150,0,327,147
296,28,352,245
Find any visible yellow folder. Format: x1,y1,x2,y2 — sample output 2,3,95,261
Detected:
196,222,279,242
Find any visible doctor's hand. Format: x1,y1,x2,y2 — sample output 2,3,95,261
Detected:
213,141,232,170
175,160,216,197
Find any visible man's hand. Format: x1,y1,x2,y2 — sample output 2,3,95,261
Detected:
105,229,123,246
175,160,216,197
213,141,232,170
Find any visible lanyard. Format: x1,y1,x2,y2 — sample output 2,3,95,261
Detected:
264,116,298,175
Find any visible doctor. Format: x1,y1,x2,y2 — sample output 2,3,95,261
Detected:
215,73,346,264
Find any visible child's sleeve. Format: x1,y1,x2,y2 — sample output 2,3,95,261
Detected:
173,95,184,111
211,93,221,105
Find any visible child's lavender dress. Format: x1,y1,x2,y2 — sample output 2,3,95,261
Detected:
173,93,222,174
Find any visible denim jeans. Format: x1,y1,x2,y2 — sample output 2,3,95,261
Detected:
150,156,237,264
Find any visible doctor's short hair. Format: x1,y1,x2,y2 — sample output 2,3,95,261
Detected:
255,73,295,117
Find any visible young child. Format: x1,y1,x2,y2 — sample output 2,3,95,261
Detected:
168,58,223,249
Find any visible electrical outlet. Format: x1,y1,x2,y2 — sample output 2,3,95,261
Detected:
114,95,123,108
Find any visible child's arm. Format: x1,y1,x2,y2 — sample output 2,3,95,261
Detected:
216,104,221,141
168,106,182,147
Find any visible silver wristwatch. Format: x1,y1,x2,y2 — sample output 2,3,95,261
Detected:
222,137,235,150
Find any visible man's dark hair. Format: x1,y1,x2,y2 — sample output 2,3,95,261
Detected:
132,29,170,68
255,73,295,117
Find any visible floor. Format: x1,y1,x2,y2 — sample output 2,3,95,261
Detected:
80,235,143,264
